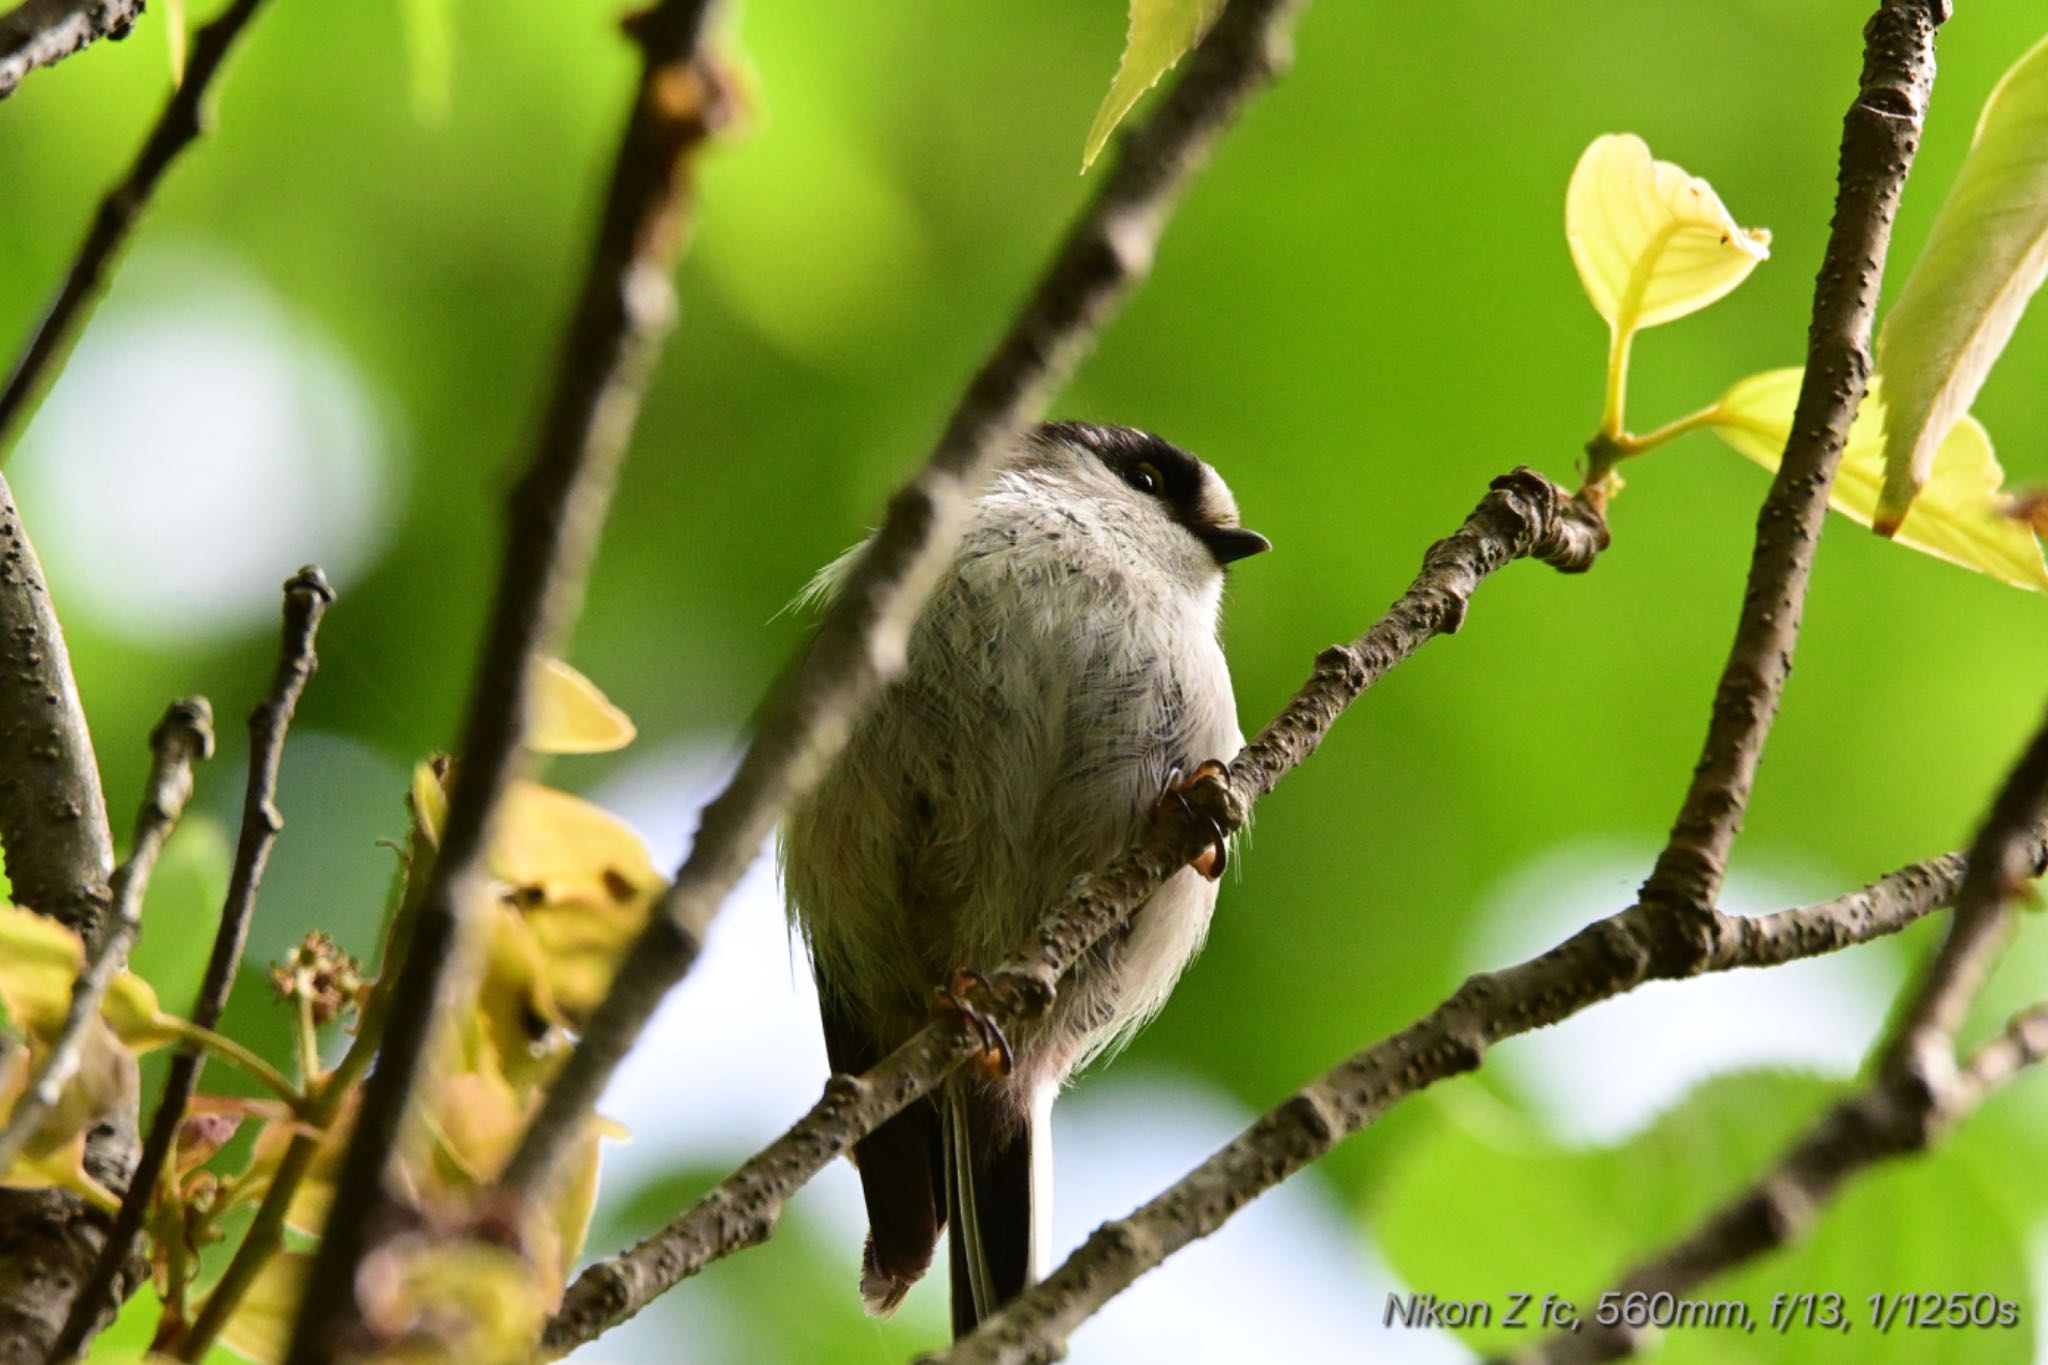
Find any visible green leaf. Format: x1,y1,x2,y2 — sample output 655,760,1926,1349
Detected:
1878,34,2048,534
1081,0,1224,171
395,0,455,123
1376,1071,2033,1364
1566,133,1770,335
1713,368,2048,593
164,0,187,85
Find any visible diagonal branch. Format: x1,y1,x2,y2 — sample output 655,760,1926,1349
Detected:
1636,0,1948,945
0,697,210,1177
0,0,144,101
280,6,736,1361
500,0,1321,1208
49,568,330,1360
539,469,1606,1357
0,0,278,460
1506,702,2048,1365
931,818,2039,1365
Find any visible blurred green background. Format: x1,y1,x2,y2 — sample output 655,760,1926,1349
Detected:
4,0,2048,1360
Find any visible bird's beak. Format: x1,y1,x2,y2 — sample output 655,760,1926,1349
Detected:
1199,525,1272,565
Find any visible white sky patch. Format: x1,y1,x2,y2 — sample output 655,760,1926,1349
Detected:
1466,839,1901,1144
587,740,1457,1364
14,244,397,645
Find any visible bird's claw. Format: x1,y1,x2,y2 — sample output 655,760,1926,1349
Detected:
933,970,1014,1078
1157,759,1231,881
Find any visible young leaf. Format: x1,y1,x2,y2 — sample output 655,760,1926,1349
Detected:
529,657,636,755
1081,0,1224,171
164,0,187,85
1713,367,2048,593
395,0,455,122
217,1249,311,1365
1567,134,1771,335
1876,34,2048,534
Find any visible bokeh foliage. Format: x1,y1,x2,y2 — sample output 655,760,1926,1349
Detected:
4,0,2048,1359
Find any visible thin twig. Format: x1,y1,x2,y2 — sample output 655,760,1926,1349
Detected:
1635,0,1948,948
0,469,121,1363
167,815,434,1363
0,0,277,460
279,7,734,1361
49,569,330,1360
502,0,1320,1208
0,698,210,1175
1506,702,2048,1365
0,0,145,100
540,469,1607,1356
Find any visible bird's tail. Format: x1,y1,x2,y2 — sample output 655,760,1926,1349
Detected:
944,1084,1053,1338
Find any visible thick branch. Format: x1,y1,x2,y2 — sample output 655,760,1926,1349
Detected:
502,0,1322,1205
539,470,1606,1356
1637,0,1946,941
0,0,275,459
49,570,329,1360
1508,702,2048,1365
0,472,111,936
0,473,119,1365
0,0,143,101
280,8,733,1362
0,698,209,1177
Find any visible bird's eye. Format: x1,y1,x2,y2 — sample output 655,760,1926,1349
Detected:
1124,461,1163,496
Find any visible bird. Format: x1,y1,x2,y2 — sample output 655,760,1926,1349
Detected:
781,420,1267,1337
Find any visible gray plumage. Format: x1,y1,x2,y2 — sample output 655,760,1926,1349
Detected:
781,421,1264,1334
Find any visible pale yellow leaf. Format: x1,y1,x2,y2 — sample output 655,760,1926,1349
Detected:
1877,34,2048,532
1713,368,2048,593
1566,133,1770,333
489,781,661,907
1082,0,1224,170
0,904,87,1037
528,657,636,755
216,1249,311,1365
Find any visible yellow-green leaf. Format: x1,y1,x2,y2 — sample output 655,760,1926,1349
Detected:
164,0,187,85
1566,133,1770,334
216,1249,310,1365
489,780,661,908
1081,0,1224,171
395,0,455,123
0,904,88,1038
1712,368,2048,593
1877,34,2048,534
528,657,636,755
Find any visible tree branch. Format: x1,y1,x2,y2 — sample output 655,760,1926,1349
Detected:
48,569,329,1360
0,473,112,938
0,0,277,460
0,0,144,101
539,469,1606,1357
930,811,2037,1365
1505,702,2048,1365
0,697,208,1178
0,475,120,1364
279,6,735,1361
1636,0,1947,945
500,0,1323,1208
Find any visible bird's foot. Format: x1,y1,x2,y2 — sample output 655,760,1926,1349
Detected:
1157,759,1232,881
933,969,1014,1079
